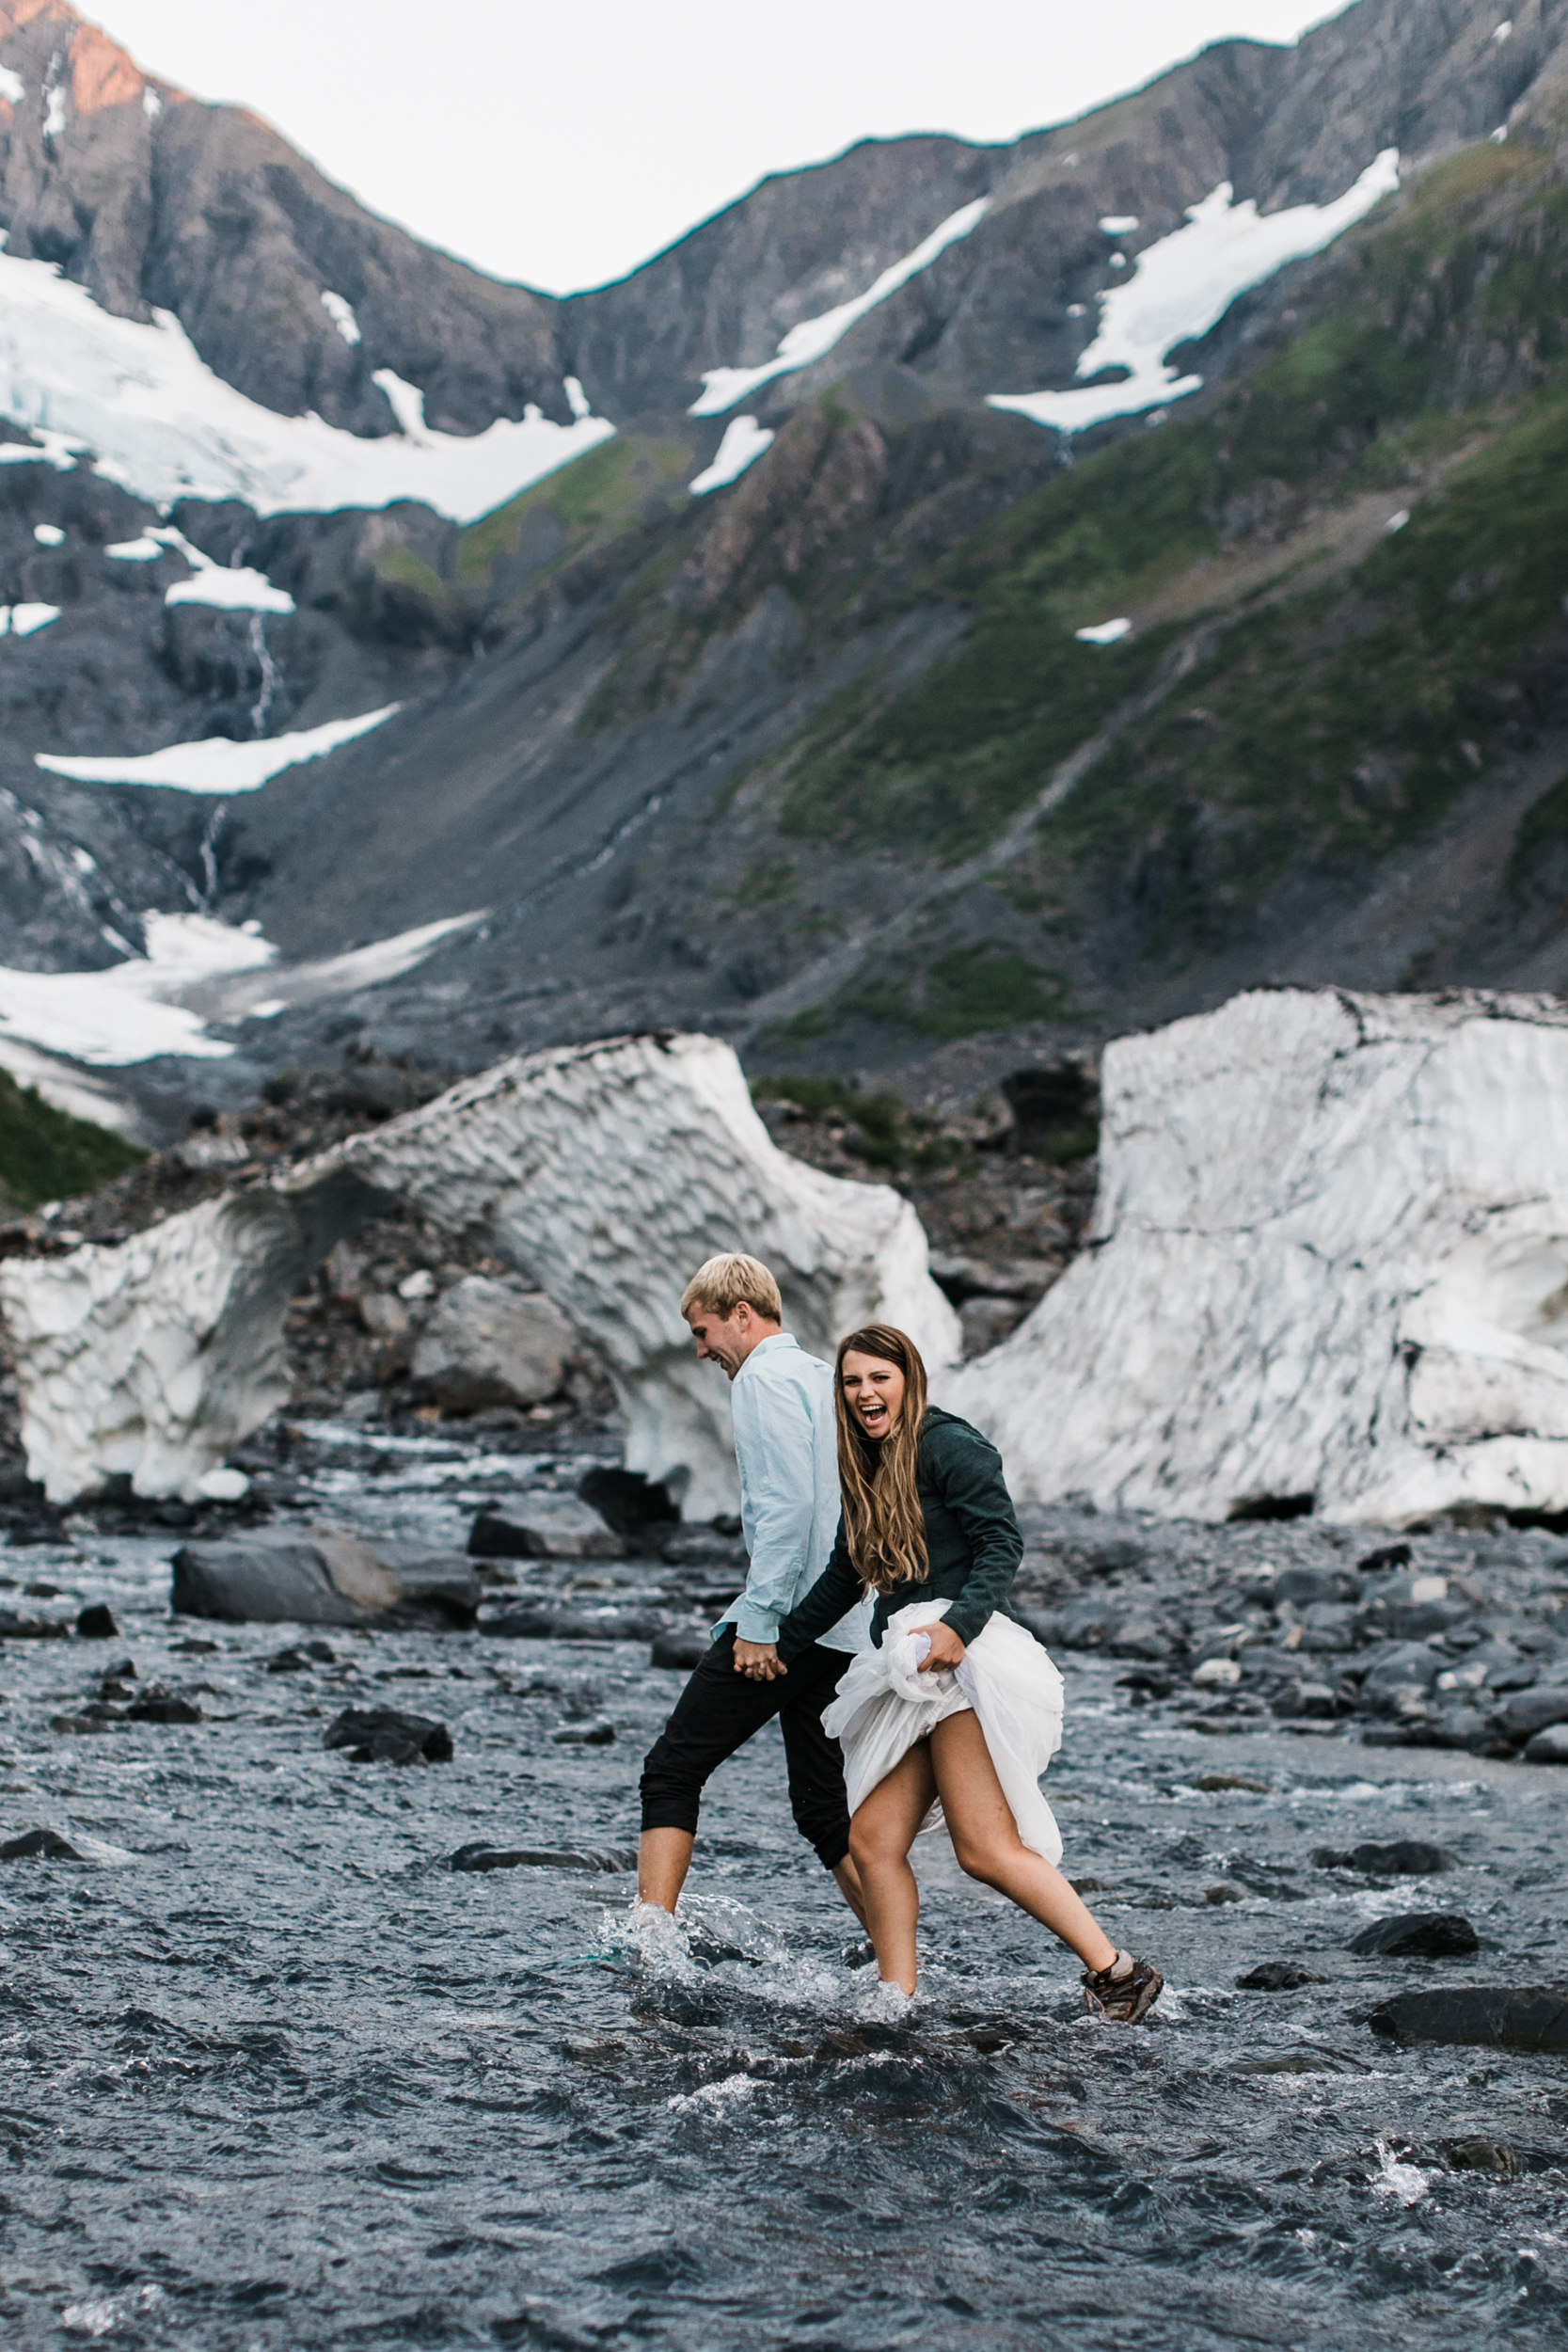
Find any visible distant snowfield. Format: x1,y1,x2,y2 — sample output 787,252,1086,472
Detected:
0,249,614,523
689,415,775,494
35,706,400,795
690,198,990,417
990,151,1401,435
0,603,59,637
0,908,484,1074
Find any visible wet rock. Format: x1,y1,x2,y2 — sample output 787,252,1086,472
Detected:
324,1706,452,1763
651,1629,709,1669
1273,1681,1339,1718
550,1720,615,1745
1310,1840,1455,1876
125,1689,202,1724
657,1530,748,1569
0,1612,68,1640
1237,1961,1326,1990
448,1841,637,1872
1205,1883,1246,1904
410,1277,578,1411
577,1467,680,1539
1069,1876,1110,1894
1197,1773,1270,1793
469,1498,624,1562
1447,2138,1518,2173
266,1644,333,1672
1368,1985,1568,2053
1497,1688,1568,1739
50,1713,113,1735
1522,1722,1568,1762
173,1531,480,1629
75,1603,119,1639
1348,1912,1479,1959
1,1828,84,1859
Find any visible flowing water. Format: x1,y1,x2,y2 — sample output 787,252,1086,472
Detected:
0,1424,1564,2350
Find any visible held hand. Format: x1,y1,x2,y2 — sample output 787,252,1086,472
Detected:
734,1637,784,1681
917,1622,967,1673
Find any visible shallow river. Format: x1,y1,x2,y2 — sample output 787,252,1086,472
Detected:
0,1427,1564,2350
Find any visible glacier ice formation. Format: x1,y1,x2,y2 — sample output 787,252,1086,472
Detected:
944,987,1568,1524
1,1033,960,1513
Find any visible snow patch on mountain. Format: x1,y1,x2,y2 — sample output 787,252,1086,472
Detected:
35,706,400,796
0,252,615,522
690,198,990,417
104,537,162,562
152,526,295,613
0,603,60,637
989,151,1400,436
689,415,774,495
0,66,24,106
320,291,361,346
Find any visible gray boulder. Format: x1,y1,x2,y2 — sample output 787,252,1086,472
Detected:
469,1497,624,1561
1523,1722,1568,1763
172,1528,481,1628
1369,1986,1568,2053
411,1277,578,1411
1348,1912,1478,1959
1497,1687,1568,1740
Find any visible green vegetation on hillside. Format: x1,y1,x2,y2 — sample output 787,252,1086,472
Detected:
456,436,691,593
0,1070,145,1214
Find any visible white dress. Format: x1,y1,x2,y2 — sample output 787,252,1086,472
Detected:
821,1597,1066,1864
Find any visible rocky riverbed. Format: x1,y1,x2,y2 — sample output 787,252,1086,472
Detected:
0,1418,1562,2348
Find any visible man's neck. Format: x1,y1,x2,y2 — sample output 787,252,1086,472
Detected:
731,1322,784,1374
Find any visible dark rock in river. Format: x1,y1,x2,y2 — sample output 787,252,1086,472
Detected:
651,1629,710,1669
1237,1961,1327,1990
324,1707,452,1764
1,1828,84,1860
173,1530,480,1629
126,1689,202,1724
0,1612,67,1640
449,1841,638,1872
468,1498,625,1561
1369,1985,1568,2053
1348,1911,1479,1958
577,1468,679,1538
1523,1722,1568,1761
75,1604,119,1639
1310,1840,1455,1875
550,1720,615,1745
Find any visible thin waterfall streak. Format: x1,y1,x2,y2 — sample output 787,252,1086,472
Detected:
249,615,278,737
198,802,228,909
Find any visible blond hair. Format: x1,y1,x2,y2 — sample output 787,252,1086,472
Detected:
680,1252,783,1324
835,1325,929,1594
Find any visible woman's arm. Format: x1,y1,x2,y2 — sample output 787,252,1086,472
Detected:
933,1423,1023,1647
774,1518,863,1661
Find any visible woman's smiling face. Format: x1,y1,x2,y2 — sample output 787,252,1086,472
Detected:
841,1350,906,1443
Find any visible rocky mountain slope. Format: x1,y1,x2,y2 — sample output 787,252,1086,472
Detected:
3,0,1568,1136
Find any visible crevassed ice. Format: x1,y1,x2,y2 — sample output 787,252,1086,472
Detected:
689,416,774,496
0,251,615,523
989,151,1400,436
689,197,990,417
35,705,400,795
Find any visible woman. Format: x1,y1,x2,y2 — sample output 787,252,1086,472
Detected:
768,1325,1163,2019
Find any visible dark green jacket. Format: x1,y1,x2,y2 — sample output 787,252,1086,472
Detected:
776,1406,1022,1657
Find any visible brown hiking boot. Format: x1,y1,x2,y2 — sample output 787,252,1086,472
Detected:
1082,1950,1164,2024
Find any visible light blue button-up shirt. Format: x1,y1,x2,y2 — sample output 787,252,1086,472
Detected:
716,1331,870,1655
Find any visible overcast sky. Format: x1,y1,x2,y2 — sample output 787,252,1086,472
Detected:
96,0,1340,294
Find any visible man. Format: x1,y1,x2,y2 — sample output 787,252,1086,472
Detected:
638,1252,870,1925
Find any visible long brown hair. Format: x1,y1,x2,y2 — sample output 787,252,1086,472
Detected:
834,1325,929,1594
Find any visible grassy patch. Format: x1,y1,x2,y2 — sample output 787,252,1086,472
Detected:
455,437,689,592
727,858,796,909
750,1073,908,1166
0,1072,144,1214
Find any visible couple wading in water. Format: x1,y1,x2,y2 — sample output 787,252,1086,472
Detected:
638,1253,1163,2021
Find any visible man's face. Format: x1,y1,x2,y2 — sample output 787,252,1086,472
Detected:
686,1301,756,1381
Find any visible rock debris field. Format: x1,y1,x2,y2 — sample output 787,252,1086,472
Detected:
0,1415,1563,2350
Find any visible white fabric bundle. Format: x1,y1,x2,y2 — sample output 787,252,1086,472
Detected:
821,1598,1065,1864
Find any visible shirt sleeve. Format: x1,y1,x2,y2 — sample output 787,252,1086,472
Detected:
729,1369,818,1645
775,1516,863,1660
933,1425,1024,1648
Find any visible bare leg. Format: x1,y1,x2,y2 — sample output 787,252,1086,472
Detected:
847,1742,939,1994
832,1852,870,1930
929,1712,1117,1971
638,1827,694,1913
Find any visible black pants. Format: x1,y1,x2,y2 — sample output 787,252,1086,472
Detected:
639,1626,853,1872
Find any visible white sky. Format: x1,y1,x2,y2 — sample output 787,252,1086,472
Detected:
92,1,1341,295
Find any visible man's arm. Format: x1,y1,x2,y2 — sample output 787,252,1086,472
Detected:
728,1370,816,1645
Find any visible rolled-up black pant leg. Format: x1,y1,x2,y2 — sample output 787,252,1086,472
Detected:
640,1626,784,1838
778,1649,853,1872
640,1629,852,1869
